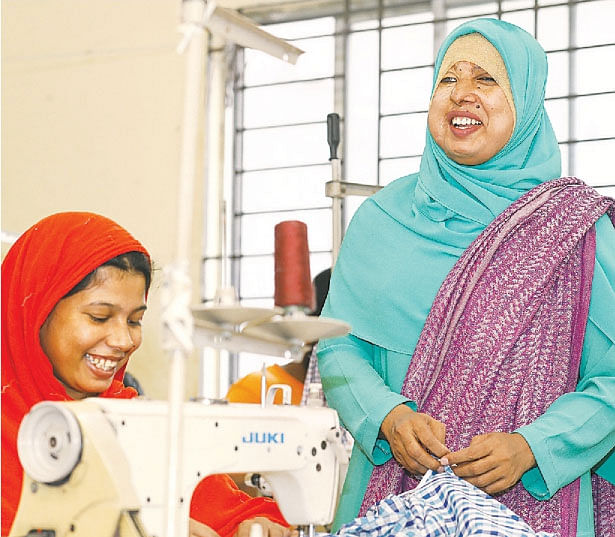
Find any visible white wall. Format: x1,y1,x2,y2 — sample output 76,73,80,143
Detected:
2,0,207,399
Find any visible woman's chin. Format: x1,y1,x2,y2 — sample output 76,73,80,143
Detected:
446,149,489,166
70,369,115,398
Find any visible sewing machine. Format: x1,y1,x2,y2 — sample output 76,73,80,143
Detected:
12,397,347,537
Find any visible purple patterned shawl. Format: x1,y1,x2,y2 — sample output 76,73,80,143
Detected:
360,177,615,535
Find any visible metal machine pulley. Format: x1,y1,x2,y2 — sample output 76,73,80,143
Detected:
17,401,83,484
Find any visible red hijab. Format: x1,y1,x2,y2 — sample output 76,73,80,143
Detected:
1,212,149,535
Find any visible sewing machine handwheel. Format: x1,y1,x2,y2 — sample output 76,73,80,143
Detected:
17,402,83,484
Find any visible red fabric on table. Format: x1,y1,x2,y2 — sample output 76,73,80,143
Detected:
190,474,288,537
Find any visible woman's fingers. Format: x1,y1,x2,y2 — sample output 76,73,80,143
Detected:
381,405,450,475
447,432,536,494
234,518,290,537
415,418,449,459
463,466,518,495
462,467,505,491
483,478,513,495
452,456,497,478
448,440,494,477
189,519,222,537
445,434,491,466
428,416,447,446
395,434,435,473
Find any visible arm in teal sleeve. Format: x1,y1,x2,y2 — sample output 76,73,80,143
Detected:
516,214,615,499
517,321,615,499
317,334,414,465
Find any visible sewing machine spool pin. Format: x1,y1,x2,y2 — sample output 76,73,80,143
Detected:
266,384,292,406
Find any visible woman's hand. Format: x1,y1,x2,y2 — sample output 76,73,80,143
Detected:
189,516,290,537
234,517,291,537
444,432,536,495
380,404,449,475
189,518,222,537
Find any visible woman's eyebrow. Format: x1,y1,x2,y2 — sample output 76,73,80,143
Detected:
85,302,147,312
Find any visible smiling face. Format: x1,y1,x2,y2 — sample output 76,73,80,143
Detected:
39,266,147,399
428,61,515,165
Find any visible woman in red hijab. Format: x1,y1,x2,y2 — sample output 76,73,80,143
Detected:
1,212,288,537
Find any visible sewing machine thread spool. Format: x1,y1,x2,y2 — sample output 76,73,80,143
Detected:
274,220,314,311
240,221,349,347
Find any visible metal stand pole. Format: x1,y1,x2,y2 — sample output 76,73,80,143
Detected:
201,34,228,399
327,113,342,265
325,113,382,267
161,1,206,535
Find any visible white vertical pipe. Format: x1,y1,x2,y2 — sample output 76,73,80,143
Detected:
204,39,227,282
165,1,206,535
327,112,342,267
331,15,346,267
568,4,577,175
177,1,206,262
432,0,447,56
201,35,227,399
331,159,342,266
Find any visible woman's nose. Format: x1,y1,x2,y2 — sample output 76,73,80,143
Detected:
107,323,135,352
450,79,478,104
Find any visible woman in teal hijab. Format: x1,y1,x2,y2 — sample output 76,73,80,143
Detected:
318,18,615,536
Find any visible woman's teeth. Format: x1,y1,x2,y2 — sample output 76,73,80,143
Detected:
452,116,482,127
85,353,116,372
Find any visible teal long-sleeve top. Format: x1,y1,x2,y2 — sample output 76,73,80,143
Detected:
317,214,615,536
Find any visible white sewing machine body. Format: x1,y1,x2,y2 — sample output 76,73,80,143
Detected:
12,398,346,537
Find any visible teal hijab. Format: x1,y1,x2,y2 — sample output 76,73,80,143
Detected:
321,18,562,353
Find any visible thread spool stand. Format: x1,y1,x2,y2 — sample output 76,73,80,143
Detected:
191,288,303,359
192,212,351,359
192,286,283,328
191,201,297,358
242,220,349,355
242,310,350,350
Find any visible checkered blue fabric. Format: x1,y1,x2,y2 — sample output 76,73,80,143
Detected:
332,468,555,537
301,347,323,406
